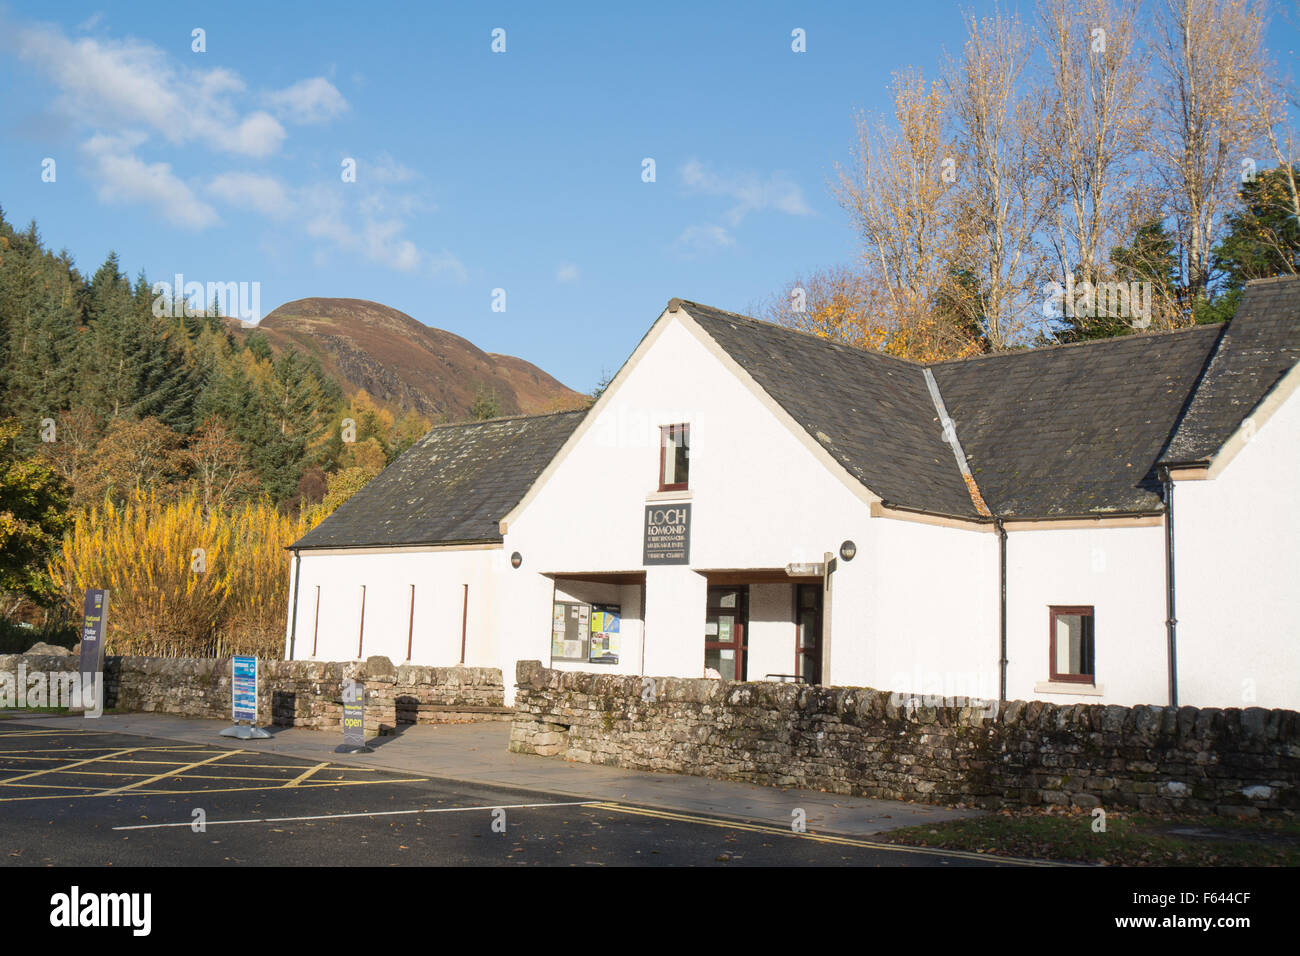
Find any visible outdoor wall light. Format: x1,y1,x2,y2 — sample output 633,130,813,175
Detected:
510,552,523,569
839,540,857,561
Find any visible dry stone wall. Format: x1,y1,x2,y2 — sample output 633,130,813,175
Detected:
0,653,506,732
509,662,1298,817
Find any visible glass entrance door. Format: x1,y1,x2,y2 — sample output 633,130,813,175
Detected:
795,583,823,684
705,586,748,680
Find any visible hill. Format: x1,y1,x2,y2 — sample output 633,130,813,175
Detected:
229,297,584,420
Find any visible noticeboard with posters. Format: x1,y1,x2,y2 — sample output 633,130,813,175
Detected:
551,601,590,662
588,604,621,664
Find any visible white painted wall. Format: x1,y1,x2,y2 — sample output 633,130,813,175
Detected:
284,548,501,667
863,518,999,700
1175,386,1300,711
501,314,878,693
1004,525,1167,707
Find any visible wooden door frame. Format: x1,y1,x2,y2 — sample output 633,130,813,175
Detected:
793,582,823,684
705,584,749,680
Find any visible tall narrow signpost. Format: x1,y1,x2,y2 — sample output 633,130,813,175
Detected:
336,678,372,754
77,589,109,718
220,656,270,739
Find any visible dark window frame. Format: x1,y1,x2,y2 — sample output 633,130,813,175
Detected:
793,582,823,685
658,423,690,492
1048,605,1096,684
704,585,748,681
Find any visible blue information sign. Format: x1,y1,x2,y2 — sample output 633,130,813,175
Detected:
232,656,258,723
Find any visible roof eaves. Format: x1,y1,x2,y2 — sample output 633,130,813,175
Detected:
288,536,503,552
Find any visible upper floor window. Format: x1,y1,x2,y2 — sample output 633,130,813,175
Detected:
659,424,690,491
1049,606,1095,683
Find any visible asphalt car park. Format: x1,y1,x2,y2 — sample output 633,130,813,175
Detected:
0,724,1048,866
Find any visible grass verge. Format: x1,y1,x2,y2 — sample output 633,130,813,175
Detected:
882,807,1300,866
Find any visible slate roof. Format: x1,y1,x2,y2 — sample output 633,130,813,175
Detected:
683,302,980,518
291,410,585,550
681,274,1300,520
929,326,1223,516
1161,276,1300,465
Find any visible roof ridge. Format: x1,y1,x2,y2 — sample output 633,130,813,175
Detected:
678,297,1227,370
925,323,1224,367
1243,273,1300,287
676,299,924,367
422,407,589,431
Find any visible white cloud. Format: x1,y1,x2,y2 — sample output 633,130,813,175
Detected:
367,152,417,185
15,23,289,158
267,77,348,124
229,111,286,159
429,251,469,281
8,17,449,272
680,159,812,225
82,136,217,229
208,172,292,217
362,220,421,272
556,263,580,283
301,184,464,278
675,223,734,253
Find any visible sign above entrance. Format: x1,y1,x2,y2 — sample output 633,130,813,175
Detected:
643,504,691,565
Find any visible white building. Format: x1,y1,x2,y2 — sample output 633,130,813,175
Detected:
286,276,1300,710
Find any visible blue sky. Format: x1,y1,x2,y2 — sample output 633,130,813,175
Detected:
0,2,1295,392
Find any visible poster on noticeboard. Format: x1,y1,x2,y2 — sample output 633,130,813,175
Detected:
588,603,621,664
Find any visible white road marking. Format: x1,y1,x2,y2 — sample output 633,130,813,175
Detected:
112,800,599,830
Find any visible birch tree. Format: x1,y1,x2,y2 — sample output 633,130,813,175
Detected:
834,69,984,359
945,10,1050,349
1245,3,1299,254
1035,0,1155,292
1152,0,1270,304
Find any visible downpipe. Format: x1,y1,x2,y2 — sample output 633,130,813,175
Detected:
1161,468,1178,707
996,518,1008,703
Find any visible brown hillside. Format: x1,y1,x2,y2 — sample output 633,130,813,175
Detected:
228,298,584,420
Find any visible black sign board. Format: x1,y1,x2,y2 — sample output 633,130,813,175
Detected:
339,679,370,753
78,589,109,681
643,504,691,565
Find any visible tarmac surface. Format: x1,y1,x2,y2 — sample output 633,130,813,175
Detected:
0,716,1052,867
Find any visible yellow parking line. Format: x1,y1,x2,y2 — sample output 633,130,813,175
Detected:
33,769,157,778
0,747,144,785
219,763,378,772
0,781,112,790
282,762,331,788
0,746,211,756
99,750,239,795
0,756,213,767
0,775,429,802
6,769,310,783
118,777,432,799
0,755,363,770
584,802,1064,867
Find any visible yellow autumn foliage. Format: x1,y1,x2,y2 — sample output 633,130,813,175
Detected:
49,492,320,659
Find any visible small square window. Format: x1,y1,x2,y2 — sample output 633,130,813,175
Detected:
1049,606,1095,683
659,424,689,491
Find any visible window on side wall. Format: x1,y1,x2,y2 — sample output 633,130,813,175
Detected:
659,424,689,491
1049,606,1095,683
